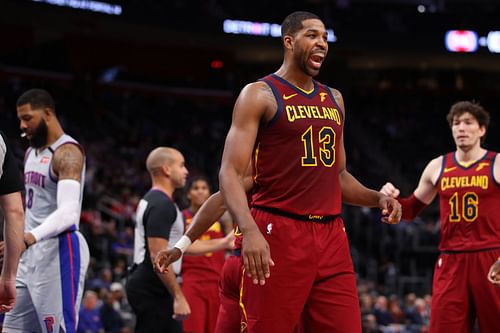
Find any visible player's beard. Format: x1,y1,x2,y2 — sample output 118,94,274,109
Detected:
29,120,48,148
296,48,320,77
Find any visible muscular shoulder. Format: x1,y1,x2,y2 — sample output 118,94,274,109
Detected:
327,87,345,113
423,155,444,183
236,81,277,122
52,143,84,181
493,152,500,184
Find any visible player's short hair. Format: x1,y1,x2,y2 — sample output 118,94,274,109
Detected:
281,11,321,40
447,101,490,142
16,89,55,113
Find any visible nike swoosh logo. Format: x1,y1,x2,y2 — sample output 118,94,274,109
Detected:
444,167,456,173
283,93,298,100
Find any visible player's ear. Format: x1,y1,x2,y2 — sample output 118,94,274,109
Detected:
161,164,170,177
283,35,294,50
479,125,486,138
42,107,54,120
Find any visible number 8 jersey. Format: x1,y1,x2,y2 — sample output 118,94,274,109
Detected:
436,151,500,251
251,74,344,217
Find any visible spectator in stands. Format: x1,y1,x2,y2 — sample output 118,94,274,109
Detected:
78,290,104,333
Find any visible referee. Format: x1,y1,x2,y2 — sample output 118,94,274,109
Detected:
126,147,190,333
0,131,25,312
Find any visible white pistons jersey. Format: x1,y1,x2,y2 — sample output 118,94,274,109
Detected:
23,134,85,232
4,133,89,333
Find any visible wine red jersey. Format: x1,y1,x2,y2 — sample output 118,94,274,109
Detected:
251,74,344,218
181,209,226,282
435,151,500,251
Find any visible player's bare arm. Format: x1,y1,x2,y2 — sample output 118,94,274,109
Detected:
331,88,401,223
149,237,191,320
493,153,500,185
0,192,25,312
24,143,84,247
412,156,442,204
0,193,24,279
381,156,442,221
154,165,253,273
52,143,84,181
219,81,276,285
338,143,402,224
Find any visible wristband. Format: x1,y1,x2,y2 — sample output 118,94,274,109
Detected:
174,235,192,254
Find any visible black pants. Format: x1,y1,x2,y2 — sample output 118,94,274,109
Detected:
126,266,182,333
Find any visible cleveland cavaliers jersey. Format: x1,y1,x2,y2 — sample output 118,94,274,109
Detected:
251,74,344,217
435,151,500,251
24,134,85,232
181,209,225,282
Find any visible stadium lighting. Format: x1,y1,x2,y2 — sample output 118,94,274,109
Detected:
32,0,122,16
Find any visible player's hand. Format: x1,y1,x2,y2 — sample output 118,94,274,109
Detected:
223,232,235,250
154,248,182,274
379,195,402,224
380,182,400,198
172,294,191,321
242,229,275,286
0,279,16,313
487,259,500,285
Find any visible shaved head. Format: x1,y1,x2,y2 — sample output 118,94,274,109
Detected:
145,147,188,189
146,147,180,174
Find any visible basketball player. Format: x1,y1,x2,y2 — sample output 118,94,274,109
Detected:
125,147,190,333
380,101,500,332
218,11,401,333
0,131,25,312
3,89,89,333
181,176,232,333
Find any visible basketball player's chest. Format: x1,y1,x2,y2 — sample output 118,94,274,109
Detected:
24,151,55,191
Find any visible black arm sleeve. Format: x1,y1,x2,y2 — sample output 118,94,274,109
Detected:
144,195,177,240
0,132,23,195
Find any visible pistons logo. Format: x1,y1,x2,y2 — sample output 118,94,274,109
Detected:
44,315,55,333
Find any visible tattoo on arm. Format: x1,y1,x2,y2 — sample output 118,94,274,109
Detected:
330,88,345,114
52,144,84,181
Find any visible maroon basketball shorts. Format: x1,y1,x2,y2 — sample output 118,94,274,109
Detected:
236,208,361,333
430,248,500,333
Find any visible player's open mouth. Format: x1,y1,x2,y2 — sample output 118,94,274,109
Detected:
309,53,324,69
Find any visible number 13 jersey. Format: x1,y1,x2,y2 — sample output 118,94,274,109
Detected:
251,74,344,217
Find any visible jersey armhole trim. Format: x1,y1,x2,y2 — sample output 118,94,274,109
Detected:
324,85,345,123
491,152,500,187
258,78,282,128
